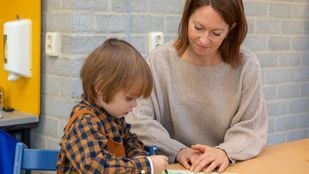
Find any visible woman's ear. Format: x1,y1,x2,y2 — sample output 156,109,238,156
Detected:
230,22,237,30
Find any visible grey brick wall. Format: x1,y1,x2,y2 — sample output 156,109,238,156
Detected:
32,0,309,150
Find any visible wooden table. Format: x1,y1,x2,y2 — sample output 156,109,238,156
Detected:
168,138,309,174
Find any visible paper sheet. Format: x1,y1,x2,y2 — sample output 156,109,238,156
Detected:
163,169,238,174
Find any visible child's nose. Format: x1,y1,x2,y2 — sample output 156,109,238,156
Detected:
131,100,137,108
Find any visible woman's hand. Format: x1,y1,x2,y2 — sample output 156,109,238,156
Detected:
190,144,229,173
176,147,201,169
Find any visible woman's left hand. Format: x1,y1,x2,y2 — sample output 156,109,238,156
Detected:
190,144,229,173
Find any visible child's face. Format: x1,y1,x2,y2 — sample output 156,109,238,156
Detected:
96,89,138,118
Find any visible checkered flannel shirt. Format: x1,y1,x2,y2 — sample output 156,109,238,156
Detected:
57,97,151,173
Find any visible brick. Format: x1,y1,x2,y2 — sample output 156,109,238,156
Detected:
300,83,309,97
277,84,299,99
291,36,309,50
94,0,109,11
131,0,149,13
62,35,105,54
61,13,94,32
95,15,127,33
289,98,309,114
267,133,286,146
111,0,128,12
287,129,308,141
264,69,290,84
281,20,304,35
44,0,61,12
247,19,255,34
256,19,280,34
62,0,97,10
303,52,309,66
268,118,275,133
269,36,290,51
263,85,277,100
256,53,278,68
244,2,268,17
270,3,292,18
166,16,181,34
43,95,77,118
266,101,288,117
131,15,164,33
149,0,183,13
293,4,309,18
298,114,309,128
278,52,301,67
290,68,309,82
275,116,297,131
44,57,83,77
243,35,268,51
305,21,309,34
130,35,146,55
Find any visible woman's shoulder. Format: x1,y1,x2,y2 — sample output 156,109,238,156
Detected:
148,40,177,63
240,47,261,69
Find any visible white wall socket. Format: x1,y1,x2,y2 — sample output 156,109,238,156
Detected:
148,32,164,54
45,32,61,57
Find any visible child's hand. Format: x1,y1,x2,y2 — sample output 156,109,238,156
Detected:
149,155,168,174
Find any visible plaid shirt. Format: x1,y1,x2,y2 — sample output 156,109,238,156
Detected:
57,97,151,174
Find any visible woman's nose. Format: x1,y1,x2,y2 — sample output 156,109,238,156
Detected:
199,32,210,45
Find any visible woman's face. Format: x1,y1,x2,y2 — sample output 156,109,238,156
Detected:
187,5,230,58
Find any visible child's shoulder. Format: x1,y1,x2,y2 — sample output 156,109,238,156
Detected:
69,104,106,127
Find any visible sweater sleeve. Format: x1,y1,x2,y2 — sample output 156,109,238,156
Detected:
127,97,187,163
216,57,268,161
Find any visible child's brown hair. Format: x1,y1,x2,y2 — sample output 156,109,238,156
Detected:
80,38,153,104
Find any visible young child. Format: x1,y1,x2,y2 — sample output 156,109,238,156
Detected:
57,38,168,174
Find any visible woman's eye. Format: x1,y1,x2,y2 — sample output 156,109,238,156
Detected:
213,32,221,36
194,25,203,31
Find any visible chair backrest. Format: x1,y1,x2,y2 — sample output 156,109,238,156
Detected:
0,129,18,174
13,142,60,174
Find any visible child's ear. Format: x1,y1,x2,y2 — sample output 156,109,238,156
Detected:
94,85,102,95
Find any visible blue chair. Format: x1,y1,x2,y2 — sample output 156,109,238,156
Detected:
0,129,18,174
12,142,157,174
13,142,60,174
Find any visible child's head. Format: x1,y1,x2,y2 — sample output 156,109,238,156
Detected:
80,38,153,113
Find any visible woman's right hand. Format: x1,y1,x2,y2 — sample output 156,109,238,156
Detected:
176,147,201,169
149,155,168,174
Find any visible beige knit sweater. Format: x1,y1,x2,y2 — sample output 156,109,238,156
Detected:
126,41,268,163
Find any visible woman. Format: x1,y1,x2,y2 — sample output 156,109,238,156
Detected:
127,0,268,173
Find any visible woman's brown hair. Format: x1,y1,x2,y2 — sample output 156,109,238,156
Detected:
80,38,153,104
174,0,247,67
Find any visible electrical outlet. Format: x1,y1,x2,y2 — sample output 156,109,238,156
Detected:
148,32,164,54
45,32,61,57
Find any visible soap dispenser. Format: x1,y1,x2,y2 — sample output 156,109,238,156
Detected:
3,19,32,81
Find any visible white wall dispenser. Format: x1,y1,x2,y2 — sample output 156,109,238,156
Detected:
3,19,32,81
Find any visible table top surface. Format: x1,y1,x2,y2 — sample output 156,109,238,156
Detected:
0,110,38,127
168,138,309,174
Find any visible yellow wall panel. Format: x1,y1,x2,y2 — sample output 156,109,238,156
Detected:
0,0,41,116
